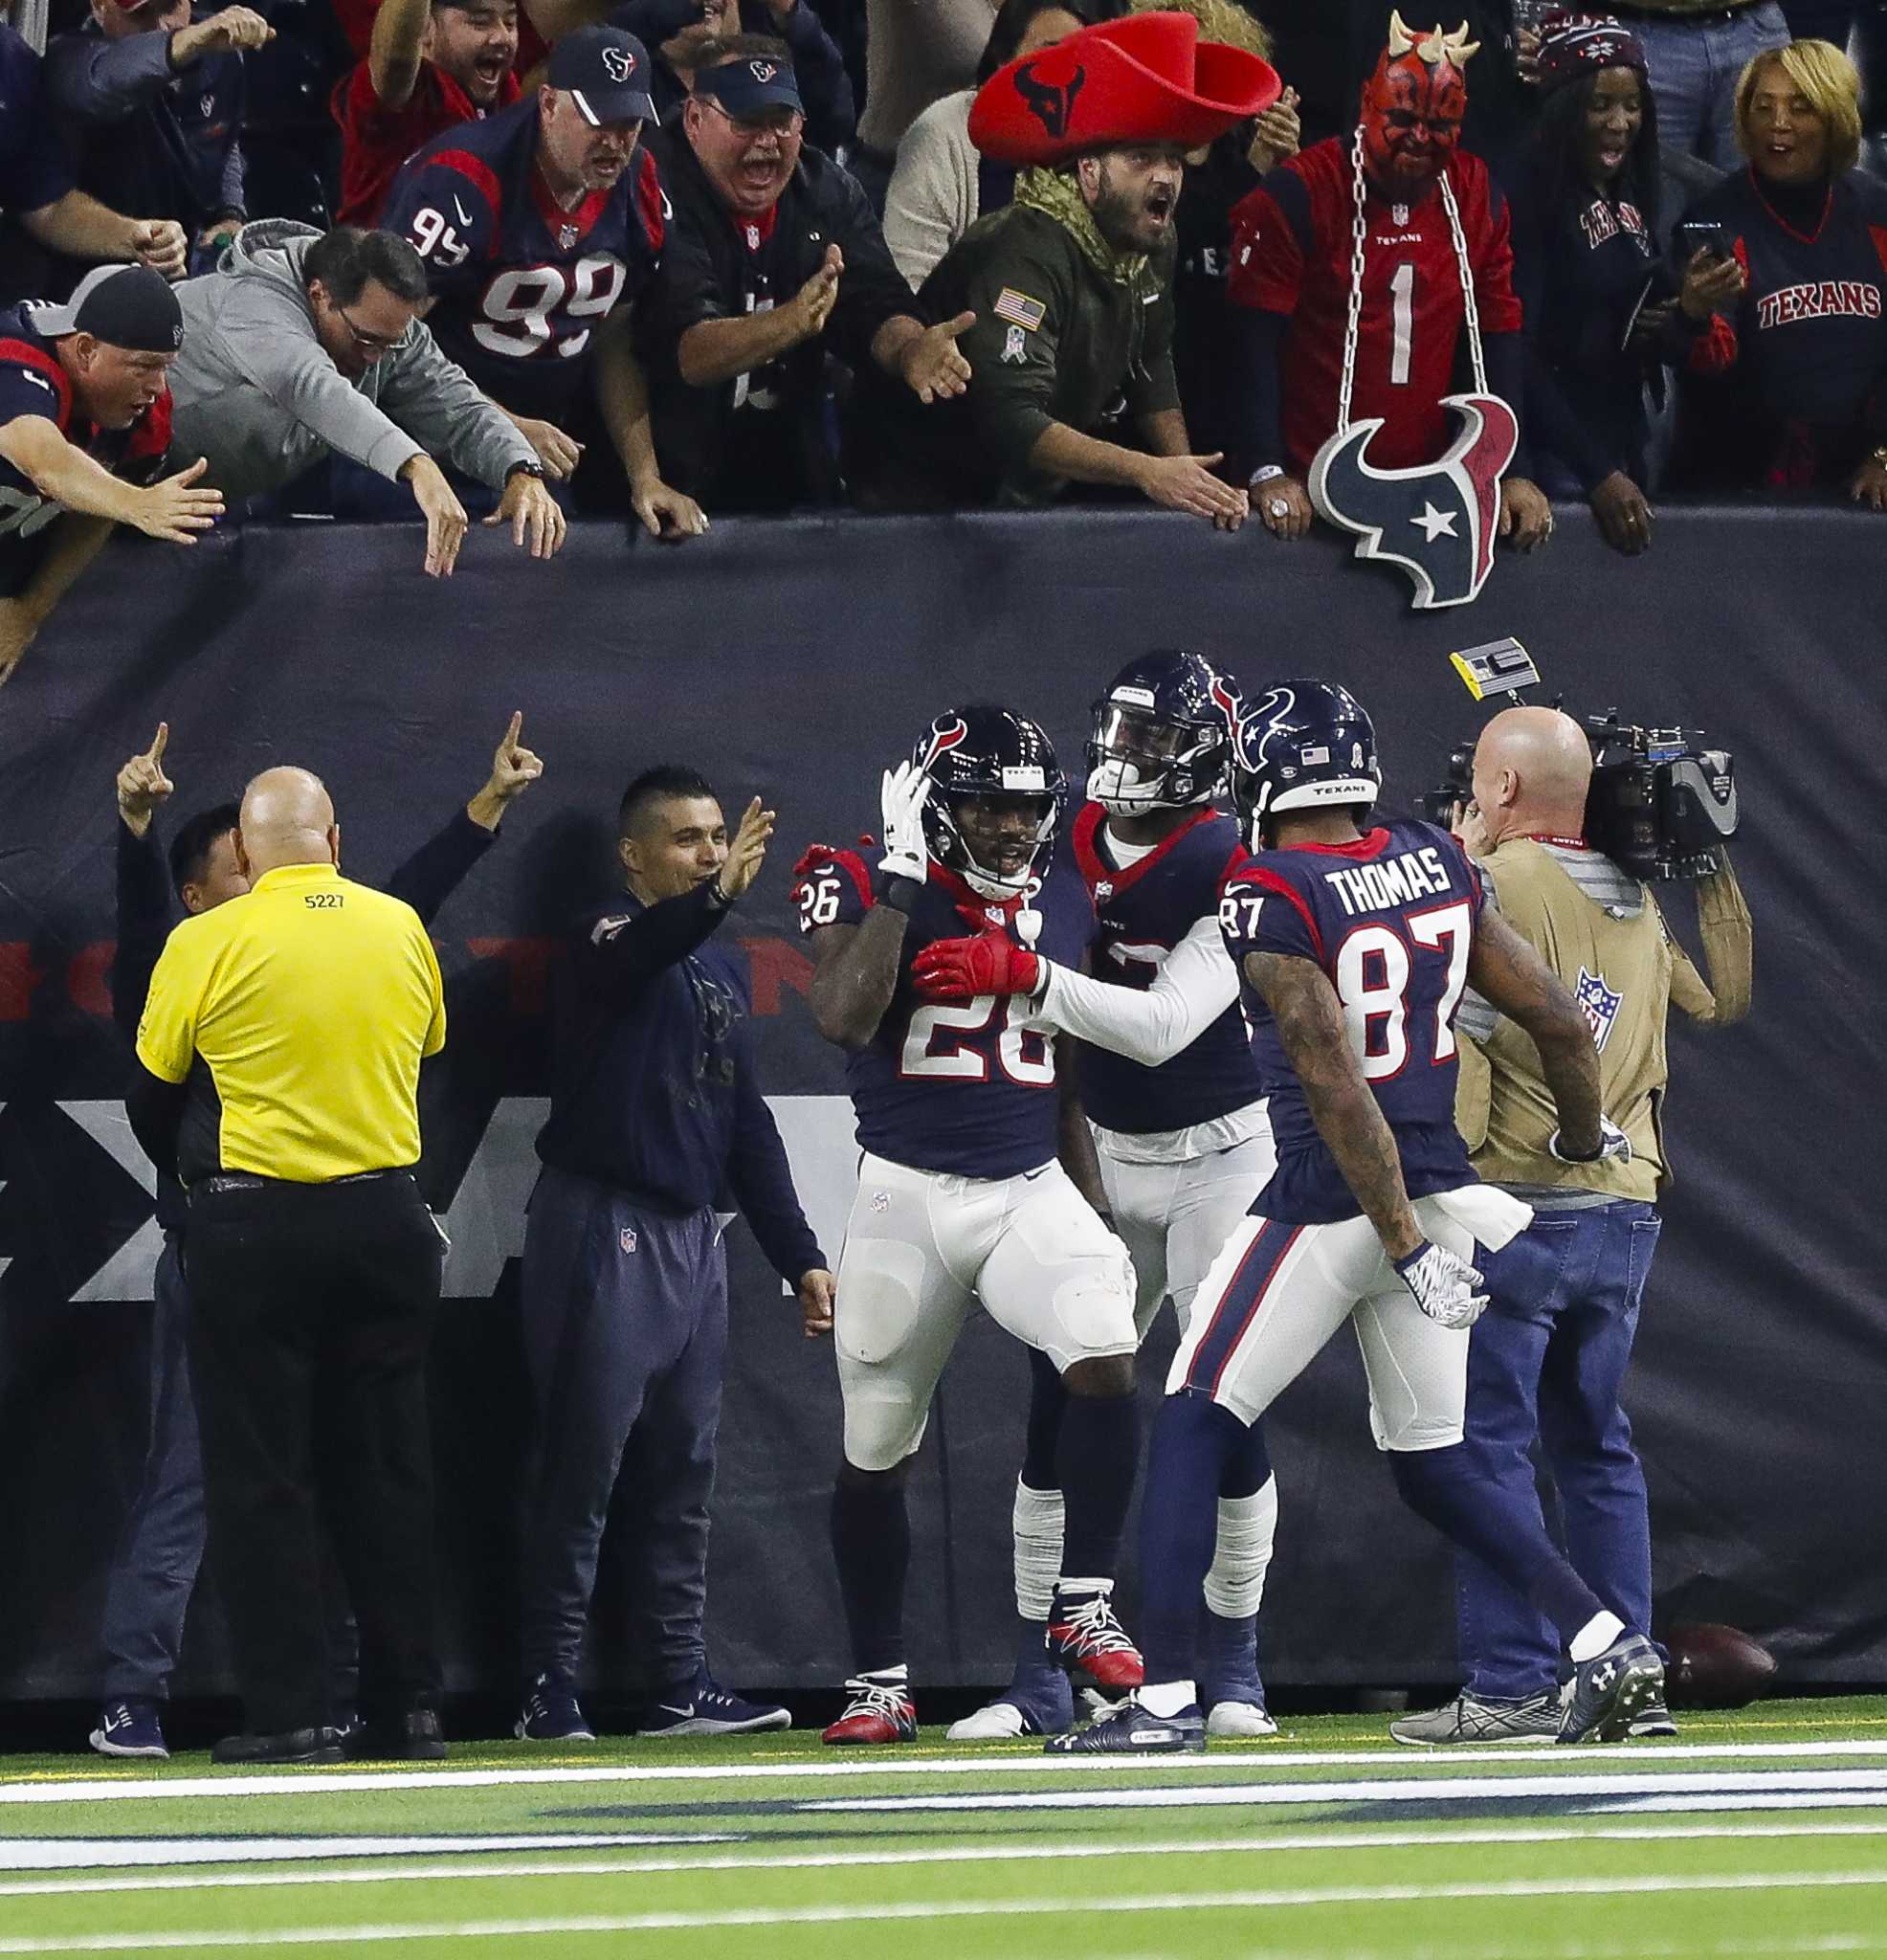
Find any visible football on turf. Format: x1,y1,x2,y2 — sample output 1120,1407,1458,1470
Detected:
1663,1621,1778,1708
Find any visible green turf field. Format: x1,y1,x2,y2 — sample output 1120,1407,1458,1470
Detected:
5,1698,1887,1958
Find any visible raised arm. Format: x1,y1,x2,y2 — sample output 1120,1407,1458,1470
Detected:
1663,854,1752,1029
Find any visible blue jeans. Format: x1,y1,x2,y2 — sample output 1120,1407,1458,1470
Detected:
1639,2,1791,172
1458,1200,1662,1700
99,1236,203,1702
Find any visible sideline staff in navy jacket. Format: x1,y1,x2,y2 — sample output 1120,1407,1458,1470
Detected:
518,763,833,1745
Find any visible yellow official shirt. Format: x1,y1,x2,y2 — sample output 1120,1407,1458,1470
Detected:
135,860,446,1183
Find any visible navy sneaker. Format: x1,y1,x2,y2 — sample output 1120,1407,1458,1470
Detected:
947,1665,1075,1740
515,1674,596,1742
90,1699,168,1760
1560,1634,1664,1745
1045,1691,1206,1756
635,1676,791,1737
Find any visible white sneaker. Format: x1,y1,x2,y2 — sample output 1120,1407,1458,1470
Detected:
946,1699,1031,1740
1207,1700,1278,1739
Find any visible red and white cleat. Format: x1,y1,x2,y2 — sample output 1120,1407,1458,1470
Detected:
822,1673,918,1746
1046,1584,1144,1693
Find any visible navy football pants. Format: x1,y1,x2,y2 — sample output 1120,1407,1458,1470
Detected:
1460,1199,1662,1699
519,1166,727,1690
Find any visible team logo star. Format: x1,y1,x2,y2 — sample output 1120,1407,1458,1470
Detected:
1412,501,1458,542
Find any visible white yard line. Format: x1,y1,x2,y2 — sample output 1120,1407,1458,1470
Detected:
4,1869,1887,1952
7,1817,1887,1897
797,1769,1887,1814
11,1740,1887,1806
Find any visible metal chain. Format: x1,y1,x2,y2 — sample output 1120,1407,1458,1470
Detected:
1336,128,1487,428
1338,127,1368,434
1438,169,1488,395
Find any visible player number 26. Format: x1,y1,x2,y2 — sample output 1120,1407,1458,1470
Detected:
474,258,628,360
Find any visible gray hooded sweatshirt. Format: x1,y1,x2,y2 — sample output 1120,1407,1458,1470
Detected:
168,221,537,502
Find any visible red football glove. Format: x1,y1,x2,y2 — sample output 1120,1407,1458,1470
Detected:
912,929,1041,1002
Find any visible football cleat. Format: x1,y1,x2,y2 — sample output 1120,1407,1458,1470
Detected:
1560,1634,1665,1745
1045,1584,1144,1692
1629,1698,1678,1739
1206,1697,1279,1740
515,1674,596,1743
89,1699,168,1760
636,1677,791,1737
822,1673,918,1746
1044,1692,1205,1756
946,1667,1074,1740
1390,1689,1564,1748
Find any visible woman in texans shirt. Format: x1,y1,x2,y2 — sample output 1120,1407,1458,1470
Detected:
1665,37,1887,507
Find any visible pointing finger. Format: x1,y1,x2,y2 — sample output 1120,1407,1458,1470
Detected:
503,709,522,752
148,722,168,764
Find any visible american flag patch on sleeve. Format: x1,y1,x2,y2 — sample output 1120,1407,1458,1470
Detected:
993,287,1047,331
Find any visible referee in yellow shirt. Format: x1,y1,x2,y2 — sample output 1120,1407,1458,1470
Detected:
130,766,450,1767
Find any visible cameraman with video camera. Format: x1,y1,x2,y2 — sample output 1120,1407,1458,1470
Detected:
1392,703,1751,1748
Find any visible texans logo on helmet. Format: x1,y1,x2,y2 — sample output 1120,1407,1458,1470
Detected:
919,715,968,773
1308,392,1519,612
1014,57,1085,137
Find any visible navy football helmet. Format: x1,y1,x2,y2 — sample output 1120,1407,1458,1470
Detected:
1231,679,1381,848
1085,650,1243,816
914,704,1066,900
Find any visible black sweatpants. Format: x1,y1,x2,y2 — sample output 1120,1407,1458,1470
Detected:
186,1171,443,1735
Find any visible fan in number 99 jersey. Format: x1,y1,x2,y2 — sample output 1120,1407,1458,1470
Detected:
381,34,665,425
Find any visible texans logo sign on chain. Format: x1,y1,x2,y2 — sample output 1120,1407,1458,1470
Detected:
1308,391,1518,611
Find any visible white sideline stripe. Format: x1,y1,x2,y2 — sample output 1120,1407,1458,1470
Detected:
799,1770,1887,1815
4,1870,1887,1952
10,1817,1887,1899
11,1740,1887,1805
0,1834,733,1875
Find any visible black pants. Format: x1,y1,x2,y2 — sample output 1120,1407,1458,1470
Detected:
185,1171,443,1734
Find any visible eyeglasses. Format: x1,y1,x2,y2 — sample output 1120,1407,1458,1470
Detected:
700,97,805,142
332,300,405,355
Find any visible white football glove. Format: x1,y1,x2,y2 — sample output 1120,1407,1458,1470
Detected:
1548,1116,1633,1166
1394,1240,1488,1330
878,760,930,883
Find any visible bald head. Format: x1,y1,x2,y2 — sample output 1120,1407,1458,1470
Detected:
236,767,340,878
1471,707,1592,848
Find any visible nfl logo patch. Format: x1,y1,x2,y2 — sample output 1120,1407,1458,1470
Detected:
620,1226,638,1254
871,1191,891,1214
559,225,578,250
1094,879,1114,900
1574,967,1623,1051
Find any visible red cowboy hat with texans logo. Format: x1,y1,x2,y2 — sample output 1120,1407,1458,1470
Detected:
968,10,1280,167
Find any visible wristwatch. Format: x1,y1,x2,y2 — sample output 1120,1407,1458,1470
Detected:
506,458,547,482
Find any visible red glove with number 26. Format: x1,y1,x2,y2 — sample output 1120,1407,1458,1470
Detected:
912,930,1041,1002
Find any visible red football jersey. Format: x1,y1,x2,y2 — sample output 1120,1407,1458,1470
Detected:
331,56,522,229
1229,137,1522,475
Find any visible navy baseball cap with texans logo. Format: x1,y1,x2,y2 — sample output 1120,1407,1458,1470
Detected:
28,264,183,353
548,24,658,125
693,52,805,118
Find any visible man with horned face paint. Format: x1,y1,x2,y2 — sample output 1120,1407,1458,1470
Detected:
1226,11,1551,552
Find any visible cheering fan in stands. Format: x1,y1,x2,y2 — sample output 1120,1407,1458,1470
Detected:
1509,13,1667,556
851,11,1276,523
0,267,220,688
1665,39,1887,507
332,0,522,232
1226,11,1552,552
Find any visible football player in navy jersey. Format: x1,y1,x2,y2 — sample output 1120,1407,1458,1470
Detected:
793,707,1144,1746
1053,679,1665,1755
914,653,1279,1743
382,24,706,535
0,265,222,686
